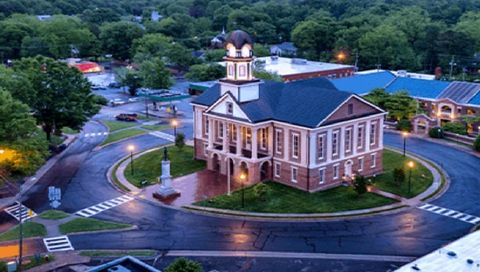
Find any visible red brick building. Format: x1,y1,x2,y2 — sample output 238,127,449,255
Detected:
191,30,386,192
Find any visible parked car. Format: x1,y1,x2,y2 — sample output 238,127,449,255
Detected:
108,82,122,88
92,85,107,90
109,98,126,107
115,113,138,122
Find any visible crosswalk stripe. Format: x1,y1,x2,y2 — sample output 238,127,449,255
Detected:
43,236,74,252
418,204,480,225
75,195,134,218
4,202,37,221
149,131,175,141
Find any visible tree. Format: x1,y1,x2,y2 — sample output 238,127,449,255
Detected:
253,44,270,57
442,122,467,135
292,20,332,59
384,92,417,121
474,135,480,152
165,257,203,272
99,21,144,60
0,20,34,60
139,58,173,90
175,132,185,150
185,63,225,81
253,70,282,82
364,88,390,109
13,56,100,141
393,168,406,186
429,127,444,138
123,70,142,96
456,12,480,51
353,175,367,195
0,89,36,142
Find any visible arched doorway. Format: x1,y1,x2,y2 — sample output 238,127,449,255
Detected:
344,160,353,178
416,120,428,134
239,161,248,180
211,153,220,172
260,161,270,181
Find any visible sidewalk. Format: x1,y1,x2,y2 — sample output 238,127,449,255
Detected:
0,135,77,210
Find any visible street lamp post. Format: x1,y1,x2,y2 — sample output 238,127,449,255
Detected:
402,131,409,157
240,173,246,208
408,161,414,195
171,119,178,137
128,145,135,175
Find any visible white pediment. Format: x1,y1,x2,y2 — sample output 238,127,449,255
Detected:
207,93,251,121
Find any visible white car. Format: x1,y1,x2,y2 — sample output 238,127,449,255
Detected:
110,98,126,106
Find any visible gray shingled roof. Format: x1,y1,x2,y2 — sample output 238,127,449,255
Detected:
192,77,360,128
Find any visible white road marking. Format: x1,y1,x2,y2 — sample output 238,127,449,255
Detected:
43,236,74,252
4,203,37,221
75,195,134,217
149,131,175,141
418,204,480,225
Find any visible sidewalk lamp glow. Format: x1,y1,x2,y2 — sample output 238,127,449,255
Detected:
127,145,135,175
0,149,4,154
407,161,415,195
171,119,178,137
240,173,247,208
337,52,346,62
402,131,409,157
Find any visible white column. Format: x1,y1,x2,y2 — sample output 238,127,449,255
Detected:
326,129,332,162
365,120,371,152
379,118,384,148
268,127,273,156
300,130,307,165
340,126,345,159
352,123,358,156
284,128,289,161
208,118,214,148
236,124,242,155
252,127,258,160
309,132,316,168
222,122,228,152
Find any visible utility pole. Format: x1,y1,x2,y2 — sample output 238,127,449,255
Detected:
18,201,24,271
449,56,456,80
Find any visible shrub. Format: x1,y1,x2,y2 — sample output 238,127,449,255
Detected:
93,95,108,106
175,132,185,150
393,168,405,185
442,122,467,135
474,135,480,152
165,257,203,272
396,119,412,132
353,175,367,195
253,183,271,201
429,127,444,138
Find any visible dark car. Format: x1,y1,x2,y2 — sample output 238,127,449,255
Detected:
115,113,138,122
108,82,122,88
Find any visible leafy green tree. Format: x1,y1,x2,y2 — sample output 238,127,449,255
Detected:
175,132,185,150
185,64,225,81
139,57,173,90
204,49,225,62
456,12,480,51
396,119,412,132
157,14,193,38
353,175,367,195
122,70,142,96
253,70,282,82
0,20,34,60
165,257,203,272
364,88,390,109
253,44,270,57
474,135,480,152
13,56,100,141
442,122,467,135
212,5,232,30
384,92,417,121
0,89,36,142
429,127,444,138
100,21,144,60
292,20,334,59
393,168,405,186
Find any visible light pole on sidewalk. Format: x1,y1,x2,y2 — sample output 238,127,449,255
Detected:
407,161,415,195
171,119,178,137
128,145,135,175
240,172,246,208
402,131,409,157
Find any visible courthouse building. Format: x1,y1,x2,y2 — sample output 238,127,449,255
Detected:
191,30,387,192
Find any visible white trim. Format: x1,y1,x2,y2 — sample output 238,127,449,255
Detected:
203,143,208,157
204,92,252,122
357,124,364,150
319,167,326,184
317,134,325,160
291,166,298,183
312,146,383,168
345,127,352,153
370,153,377,168
274,162,281,178
332,130,339,156
370,121,377,146
275,128,283,155
358,156,364,172
333,163,340,180
316,95,386,127
292,132,300,159
313,112,386,131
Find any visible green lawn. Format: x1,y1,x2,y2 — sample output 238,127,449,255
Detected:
101,128,146,146
80,250,156,257
102,120,138,132
372,150,433,198
39,210,70,220
141,124,169,131
59,218,132,234
124,146,206,188
195,182,396,213
62,127,79,135
0,222,47,242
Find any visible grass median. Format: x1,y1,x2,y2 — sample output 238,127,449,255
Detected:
0,222,47,242
195,181,396,213
39,210,70,220
101,128,146,146
59,218,132,234
372,150,433,198
124,146,206,188
102,120,138,132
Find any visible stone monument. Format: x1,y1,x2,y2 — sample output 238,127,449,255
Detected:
154,147,180,200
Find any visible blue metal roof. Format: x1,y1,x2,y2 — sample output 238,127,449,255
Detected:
469,92,480,105
386,77,450,99
330,71,395,95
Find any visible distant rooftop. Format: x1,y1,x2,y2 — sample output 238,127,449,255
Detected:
395,231,480,272
330,71,396,95
357,69,436,80
386,77,450,99
254,56,354,77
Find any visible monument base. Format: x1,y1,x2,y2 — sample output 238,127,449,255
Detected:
153,186,181,201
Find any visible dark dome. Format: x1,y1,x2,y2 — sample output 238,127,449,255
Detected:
225,30,254,49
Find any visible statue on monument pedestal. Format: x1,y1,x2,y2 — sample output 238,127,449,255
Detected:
154,147,180,200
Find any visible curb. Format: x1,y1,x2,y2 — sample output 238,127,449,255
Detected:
67,225,138,236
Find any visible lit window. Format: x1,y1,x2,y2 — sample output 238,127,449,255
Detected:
275,129,283,154
291,167,298,183
226,102,233,115
319,168,325,184
239,65,246,77
370,122,376,145
246,128,251,145
218,122,224,139
358,125,364,149
260,128,267,149
274,162,281,177
358,157,364,172
333,164,339,179
332,131,339,156
228,64,234,76
317,134,325,160
292,133,300,159
229,124,237,142
345,128,352,153
371,153,376,168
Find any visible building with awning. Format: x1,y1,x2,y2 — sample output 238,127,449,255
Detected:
71,62,103,74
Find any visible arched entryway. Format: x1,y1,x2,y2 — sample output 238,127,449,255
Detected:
226,158,235,177
239,161,248,180
260,161,271,181
211,153,220,172
417,120,428,134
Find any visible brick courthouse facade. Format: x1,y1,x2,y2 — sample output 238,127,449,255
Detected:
191,30,387,192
